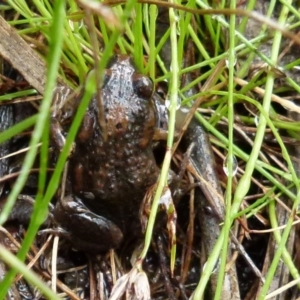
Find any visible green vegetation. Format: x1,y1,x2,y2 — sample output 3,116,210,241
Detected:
0,0,300,299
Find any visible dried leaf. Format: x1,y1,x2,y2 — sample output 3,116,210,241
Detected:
109,268,150,300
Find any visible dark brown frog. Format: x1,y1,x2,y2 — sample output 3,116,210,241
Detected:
52,55,161,253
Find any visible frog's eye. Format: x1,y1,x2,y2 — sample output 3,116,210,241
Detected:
133,74,154,100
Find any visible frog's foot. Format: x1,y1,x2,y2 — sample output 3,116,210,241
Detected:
53,195,123,253
153,127,180,142
38,227,70,238
153,127,168,141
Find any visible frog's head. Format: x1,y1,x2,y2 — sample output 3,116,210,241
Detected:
99,55,157,147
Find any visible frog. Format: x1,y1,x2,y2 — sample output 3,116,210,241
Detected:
51,54,162,253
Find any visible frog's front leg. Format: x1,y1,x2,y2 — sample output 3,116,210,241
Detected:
50,85,79,151
53,195,124,253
